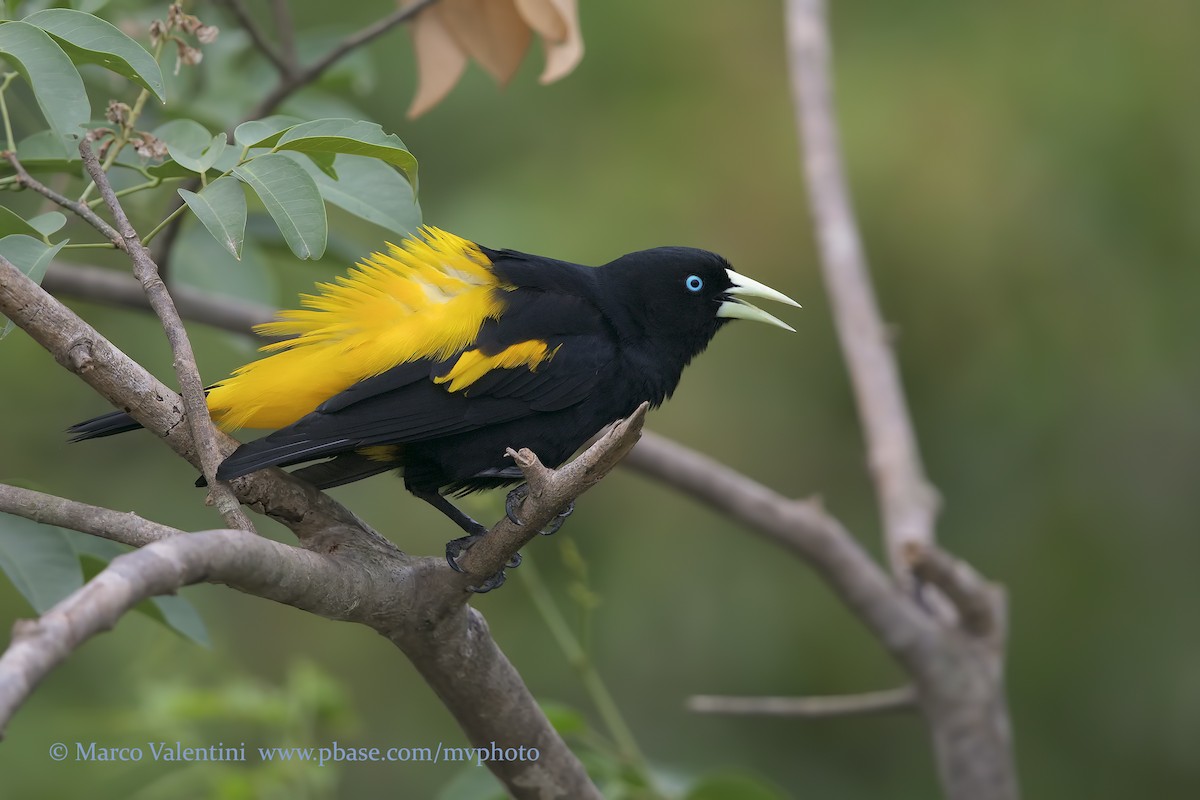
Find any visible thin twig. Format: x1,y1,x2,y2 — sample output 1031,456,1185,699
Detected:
785,0,940,582
78,139,255,533
0,483,175,548
247,0,438,119
3,151,121,244
688,686,917,718
219,0,293,77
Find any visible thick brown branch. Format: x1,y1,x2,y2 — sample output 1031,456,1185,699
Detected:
688,686,917,718
77,140,254,533
784,0,940,581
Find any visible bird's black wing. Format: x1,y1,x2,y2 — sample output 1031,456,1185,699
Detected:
215,289,615,480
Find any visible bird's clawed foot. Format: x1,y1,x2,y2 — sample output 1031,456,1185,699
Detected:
444,533,522,594
505,484,575,536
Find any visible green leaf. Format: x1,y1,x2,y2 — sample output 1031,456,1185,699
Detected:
273,118,418,187
296,153,421,237
0,514,82,613
169,132,227,175
304,150,338,179
178,176,247,260
0,21,89,155
75,546,210,648
153,118,211,156
27,210,66,235
148,119,237,179
234,115,302,149
0,233,66,338
24,8,164,101
233,153,327,260
0,206,44,238
685,773,789,800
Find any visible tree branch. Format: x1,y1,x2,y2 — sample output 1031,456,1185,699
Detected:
42,261,276,337
3,151,121,245
688,686,917,718
784,0,940,582
77,140,254,533
783,3,1018,797
906,543,1002,638
0,483,174,548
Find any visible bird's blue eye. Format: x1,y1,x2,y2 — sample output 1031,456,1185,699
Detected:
685,275,704,292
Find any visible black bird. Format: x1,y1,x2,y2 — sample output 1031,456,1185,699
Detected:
71,227,799,587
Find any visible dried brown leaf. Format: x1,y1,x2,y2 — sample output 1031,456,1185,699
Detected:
435,0,531,85
514,0,567,41
407,9,468,119
536,0,583,84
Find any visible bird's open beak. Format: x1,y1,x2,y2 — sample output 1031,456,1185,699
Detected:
717,269,802,332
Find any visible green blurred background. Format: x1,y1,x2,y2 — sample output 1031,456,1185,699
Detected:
2,0,1199,797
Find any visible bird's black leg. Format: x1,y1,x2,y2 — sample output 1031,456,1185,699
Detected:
505,484,576,536
409,487,519,593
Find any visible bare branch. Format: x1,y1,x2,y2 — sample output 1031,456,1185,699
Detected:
42,261,276,337
452,404,648,588
77,140,255,533
688,686,917,718
784,4,1018,798
906,543,1002,638
0,528,376,738
218,0,293,77
3,151,120,244
784,0,940,581
0,483,174,548
623,432,940,660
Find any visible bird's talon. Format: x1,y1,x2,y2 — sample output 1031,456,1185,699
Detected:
467,569,507,594
539,501,575,536
445,534,479,573
506,551,522,569
505,483,529,526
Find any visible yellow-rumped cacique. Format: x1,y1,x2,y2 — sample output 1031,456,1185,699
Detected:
71,227,800,590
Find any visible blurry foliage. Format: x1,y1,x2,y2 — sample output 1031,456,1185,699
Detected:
0,0,1197,799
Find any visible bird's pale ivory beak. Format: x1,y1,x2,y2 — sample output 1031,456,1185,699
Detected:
717,269,802,332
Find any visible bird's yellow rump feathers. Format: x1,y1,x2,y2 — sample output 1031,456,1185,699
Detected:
206,227,508,430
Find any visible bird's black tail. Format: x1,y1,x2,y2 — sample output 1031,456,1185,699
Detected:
68,410,143,442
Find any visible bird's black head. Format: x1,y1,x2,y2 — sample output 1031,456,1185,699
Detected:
598,246,800,362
